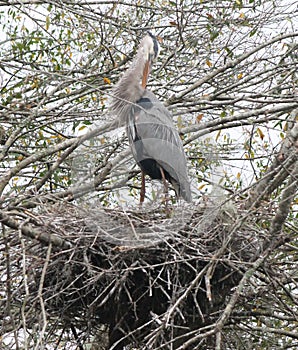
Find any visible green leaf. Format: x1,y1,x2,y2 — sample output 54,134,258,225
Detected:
210,30,219,42
83,120,92,125
220,110,226,118
249,29,257,37
224,46,234,58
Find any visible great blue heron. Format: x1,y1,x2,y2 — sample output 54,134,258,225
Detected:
111,32,191,202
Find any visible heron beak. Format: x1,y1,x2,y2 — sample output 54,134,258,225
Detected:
141,59,150,88
142,54,155,88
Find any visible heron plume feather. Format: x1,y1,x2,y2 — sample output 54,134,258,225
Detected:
110,34,159,123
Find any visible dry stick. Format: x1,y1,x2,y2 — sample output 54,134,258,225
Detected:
34,243,52,350
175,169,298,349
236,324,298,340
269,162,298,237
215,331,222,350
34,140,80,192
109,317,159,350
144,265,209,349
0,119,118,197
175,249,273,350
164,264,209,326
244,151,297,210
70,324,84,350
0,210,71,248
0,118,33,163
10,147,131,210
19,219,30,350
145,204,252,347
172,32,298,101
160,175,297,349
67,147,131,200
3,224,20,349
185,102,298,145
245,110,298,209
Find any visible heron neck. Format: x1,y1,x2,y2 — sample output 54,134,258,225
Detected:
110,47,148,121
120,48,148,96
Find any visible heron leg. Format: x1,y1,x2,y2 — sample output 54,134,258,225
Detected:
159,167,170,213
140,171,146,204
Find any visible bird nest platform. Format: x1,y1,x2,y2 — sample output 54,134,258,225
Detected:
0,199,275,349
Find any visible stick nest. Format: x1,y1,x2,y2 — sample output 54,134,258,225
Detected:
1,200,268,349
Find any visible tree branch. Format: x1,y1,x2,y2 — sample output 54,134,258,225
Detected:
245,110,298,209
269,161,298,237
171,32,298,102
0,210,71,248
0,120,118,197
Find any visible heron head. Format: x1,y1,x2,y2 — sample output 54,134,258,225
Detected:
141,32,160,88
142,32,160,63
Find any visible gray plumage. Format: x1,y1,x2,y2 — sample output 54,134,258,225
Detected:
110,36,149,123
110,33,191,202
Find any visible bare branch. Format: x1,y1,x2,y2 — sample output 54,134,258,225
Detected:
246,110,298,208
269,161,298,236
172,32,298,102
0,210,71,248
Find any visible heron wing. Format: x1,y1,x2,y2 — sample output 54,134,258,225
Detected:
128,90,191,201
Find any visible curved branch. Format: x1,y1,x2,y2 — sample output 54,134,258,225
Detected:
269,162,298,237
12,147,131,209
245,111,298,209
171,32,298,102
0,210,71,248
182,102,298,141
0,119,118,197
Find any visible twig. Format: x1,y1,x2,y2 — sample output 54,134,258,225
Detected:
269,162,298,237
0,120,118,196
245,110,298,209
34,243,52,350
172,32,298,101
0,210,71,248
